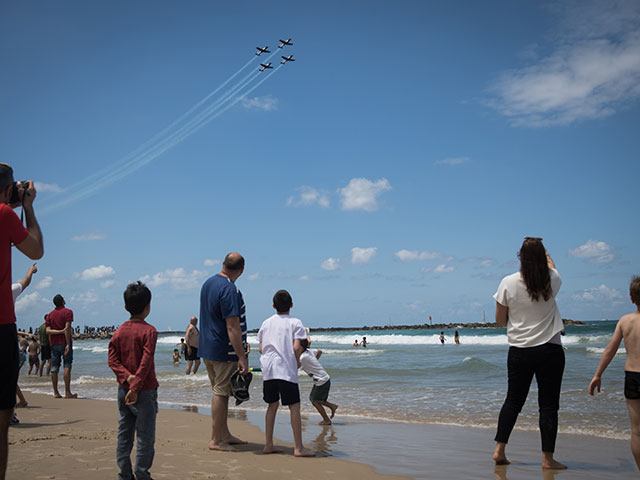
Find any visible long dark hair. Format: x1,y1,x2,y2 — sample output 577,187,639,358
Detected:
519,238,552,302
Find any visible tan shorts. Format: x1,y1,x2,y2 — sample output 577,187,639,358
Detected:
204,359,236,397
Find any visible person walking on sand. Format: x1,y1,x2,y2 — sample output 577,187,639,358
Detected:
198,252,248,452
589,276,640,470
299,337,338,425
108,281,158,480
46,294,77,399
258,290,315,456
184,316,201,375
0,164,44,480
492,237,566,470
27,337,40,375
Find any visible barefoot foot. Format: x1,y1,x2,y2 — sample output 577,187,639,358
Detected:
329,404,338,419
542,457,567,470
53,393,62,399
263,446,284,454
64,393,78,399
317,420,332,425
294,447,316,457
15,401,28,408
225,435,247,445
208,440,237,452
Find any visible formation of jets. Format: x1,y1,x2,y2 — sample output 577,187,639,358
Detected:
256,38,295,71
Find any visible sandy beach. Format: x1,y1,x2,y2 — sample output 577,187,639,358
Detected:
7,391,638,479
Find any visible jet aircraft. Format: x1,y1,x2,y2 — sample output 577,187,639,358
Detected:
256,46,270,56
281,55,295,64
259,62,273,71
278,38,293,48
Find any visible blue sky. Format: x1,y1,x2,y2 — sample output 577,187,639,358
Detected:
3,0,639,330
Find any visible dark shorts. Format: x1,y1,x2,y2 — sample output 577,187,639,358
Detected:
185,346,200,361
0,324,19,410
309,380,331,402
29,354,39,366
625,371,640,400
41,345,51,361
263,379,300,406
50,343,73,373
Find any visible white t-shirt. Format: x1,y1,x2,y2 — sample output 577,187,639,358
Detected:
299,349,330,386
12,283,22,302
257,314,307,383
494,268,564,348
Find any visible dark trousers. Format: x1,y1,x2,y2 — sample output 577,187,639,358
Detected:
495,343,565,453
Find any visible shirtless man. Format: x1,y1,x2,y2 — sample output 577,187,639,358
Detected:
589,276,640,470
184,316,200,375
27,338,40,375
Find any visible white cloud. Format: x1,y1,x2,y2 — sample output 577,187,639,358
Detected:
247,272,259,281
35,276,53,289
101,279,117,289
15,291,44,313
35,182,64,193
489,1,640,126
422,264,455,274
71,232,106,242
436,156,470,165
338,178,391,212
395,249,445,261
286,186,330,208
241,95,279,111
572,284,623,302
299,275,311,281
203,258,220,267
320,257,341,271
140,267,208,290
80,265,116,281
71,290,100,306
569,239,614,263
351,247,377,264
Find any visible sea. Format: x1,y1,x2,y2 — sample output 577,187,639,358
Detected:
18,321,629,477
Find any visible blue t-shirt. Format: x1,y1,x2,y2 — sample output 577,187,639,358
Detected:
198,274,247,362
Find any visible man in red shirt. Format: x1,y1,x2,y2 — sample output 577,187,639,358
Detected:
46,294,77,399
0,163,44,480
108,281,158,480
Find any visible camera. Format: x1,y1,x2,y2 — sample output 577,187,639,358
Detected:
9,180,30,206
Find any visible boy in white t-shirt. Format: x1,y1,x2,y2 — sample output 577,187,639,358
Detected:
299,338,338,425
257,290,315,457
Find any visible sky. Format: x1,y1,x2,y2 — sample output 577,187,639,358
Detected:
2,0,639,331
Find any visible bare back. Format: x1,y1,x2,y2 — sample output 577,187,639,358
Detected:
185,324,199,347
621,312,640,372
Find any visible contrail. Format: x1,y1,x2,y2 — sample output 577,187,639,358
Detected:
42,51,283,214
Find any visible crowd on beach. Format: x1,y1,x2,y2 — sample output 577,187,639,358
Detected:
2,163,640,479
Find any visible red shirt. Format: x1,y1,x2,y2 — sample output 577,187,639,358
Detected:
108,319,159,392
46,307,74,346
0,204,29,325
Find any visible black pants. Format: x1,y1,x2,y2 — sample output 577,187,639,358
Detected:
495,343,565,453
0,323,19,410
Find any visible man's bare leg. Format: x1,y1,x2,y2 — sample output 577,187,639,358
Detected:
289,402,315,457
208,394,236,451
263,401,282,454
192,359,200,375
323,400,338,419
15,386,27,408
627,398,640,470
542,452,567,469
0,409,12,480
63,367,77,399
186,360,192,375
311,401,331,425
51,372,62,398
493,442,510,465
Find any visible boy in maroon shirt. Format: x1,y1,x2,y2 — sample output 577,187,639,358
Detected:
108,281,158,480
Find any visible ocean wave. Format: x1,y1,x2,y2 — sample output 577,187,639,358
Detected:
75,345,109,354
586,347,625,355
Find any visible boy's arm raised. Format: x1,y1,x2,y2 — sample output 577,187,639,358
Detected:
129,329,158,392
589,320,624,395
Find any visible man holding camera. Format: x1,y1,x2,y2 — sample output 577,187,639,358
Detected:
0,163,43,480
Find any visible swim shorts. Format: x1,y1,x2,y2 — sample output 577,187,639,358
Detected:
263,379,300,406
185,346,200,361
625,371,640,400
309,380,331,402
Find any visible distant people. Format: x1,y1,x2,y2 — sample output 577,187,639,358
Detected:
353,339,359,347
15,338,29,409
38,315,51,376
361,336,367,348
27,338,40,375
258,289,315,456
173,349,181,364
439,332,445,344
46,294,77,399
454,331,460,345
299,338,338,425
178,338,186,357
492,237,566,470
184,316,201,375
199,252,248,451
1,163,44,480
108,281,158,480
589,276,640,470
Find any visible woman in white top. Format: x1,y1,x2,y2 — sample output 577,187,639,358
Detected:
492,237,567,470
